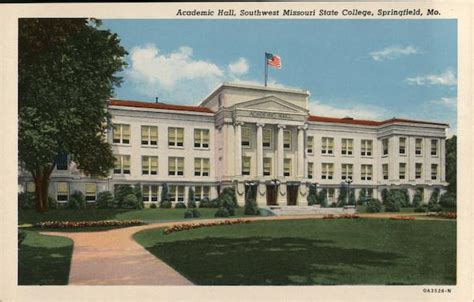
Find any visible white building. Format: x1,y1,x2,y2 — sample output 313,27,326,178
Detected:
19,83,448,207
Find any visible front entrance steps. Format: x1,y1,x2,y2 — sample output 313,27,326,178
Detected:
266,205,356,216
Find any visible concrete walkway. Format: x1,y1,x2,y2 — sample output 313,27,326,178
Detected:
41,212,449,285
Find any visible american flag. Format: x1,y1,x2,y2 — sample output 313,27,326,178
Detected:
266,52,281,69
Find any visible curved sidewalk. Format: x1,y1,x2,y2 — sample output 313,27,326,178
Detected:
41,213,446,285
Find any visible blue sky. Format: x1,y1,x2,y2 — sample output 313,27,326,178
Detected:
102,19,457,136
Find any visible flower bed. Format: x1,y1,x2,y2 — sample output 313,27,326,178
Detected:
389,216,416,221
427,212,457,219
323,214,359,219
164,219,251,235
35,219,143,228
322,214,335,219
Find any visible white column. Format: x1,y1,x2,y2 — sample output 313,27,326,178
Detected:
297,126,306,178
256,123,264,177
234,122,243,176
277,124,286,178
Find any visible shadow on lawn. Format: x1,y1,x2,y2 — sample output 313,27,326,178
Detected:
148,236,403,285
18,243,73,285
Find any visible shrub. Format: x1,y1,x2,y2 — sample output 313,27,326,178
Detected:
307,185,318,205
159,200,172,208
122,193,141,209
329,202,337,208
414,206,428,213
48,197,58,210
318,189,328,207
221,187,238,208
381,188,389,203
439,192,456,208
210,198,220,208
429,188,441,205
150,203,157,209
187,187,196,208
412,188,423,208
133,183,144,209
96,191,114,209
388,189,409,207
366,198,383,213
184,209,194,219
192,209,201,218
337,186,355,206
18,192,35,210
428,203,442,212
358,189,368,206
18,230,26,248
68,191,86,210
220,194,235,216
160,183,169,207
175,202,186,209
383,190,405,212
199,197,210,208
214,207,230,218
244,198,259,215
114,185,135,208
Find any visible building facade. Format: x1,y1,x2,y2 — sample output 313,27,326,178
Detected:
19,83,448,207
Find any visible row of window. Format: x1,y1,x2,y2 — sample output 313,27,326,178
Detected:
114,155,210,177
382,138,439,157
113,124,210,149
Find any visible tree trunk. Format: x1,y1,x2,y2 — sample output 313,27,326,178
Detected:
33,166,53,212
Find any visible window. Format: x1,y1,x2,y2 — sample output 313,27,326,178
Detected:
327,188,335,202
431,140,438,156
361,140,373,156
382,164,389,180
307,136,314,154
415,138,423,155
399,137,406,155
169,185,185,202
321,137,334,155
55,153,68,170
195,186,210,201
341,139,353,155
194,129,210,148
143,185,159,202
141,126,158,146
168,127,184,147
361,164,373,181
321,163,334,180
26,182,35,193
142,156,158,175
242,156,251,176
283,130,292,149
85,183,97,202
308,162,314,179
341,164,353,180
114,155,131,175
263,157,272,176
113,124,130,144
431,164,438,180
242,127,250,147
168,157,184,176
263,129,272,148
57,182,69,202
284,158,291,177
399,163,406,180
382,139,389,156
416,163,422,179
194,158,210,176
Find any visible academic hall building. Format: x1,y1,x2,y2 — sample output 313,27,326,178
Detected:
19,83,449,207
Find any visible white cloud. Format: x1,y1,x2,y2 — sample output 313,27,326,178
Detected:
308,99,387,120
430,97,457,108
369,45,418,61
228,58,249,76
406,69,457,86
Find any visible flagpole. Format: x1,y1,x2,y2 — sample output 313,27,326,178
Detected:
264,52,268,87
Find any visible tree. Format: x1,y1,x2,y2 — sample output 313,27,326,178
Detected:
19,19,127,212
307,184,318,205
446,135,457,195
187,187,196,208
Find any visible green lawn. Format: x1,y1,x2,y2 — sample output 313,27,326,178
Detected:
134,219,456,285
19,207,251,225
18,230,73,285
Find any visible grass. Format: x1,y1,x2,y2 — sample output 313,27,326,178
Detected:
134,218,456,285
18,230,73,285
19,207,252,225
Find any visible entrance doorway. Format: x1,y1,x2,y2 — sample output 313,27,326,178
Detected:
266,184,278,206
286,183,299,206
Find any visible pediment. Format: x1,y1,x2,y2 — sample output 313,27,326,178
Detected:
231,96,308,114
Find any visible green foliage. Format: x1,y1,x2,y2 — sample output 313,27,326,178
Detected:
439,192,456,208
192,209,201,218
388,189,410,207
114,185,134,208
214,207,230,218
133,183,144,209
68,191,86,210
187,187,196,208
18,230,27,248
244,198,259,216
366,198,383,213
428,203,442,212
222,187,238,208
446,135,456,195
160,201,172,209
184,209,194,219
150,203,157,209
122,194,141,209
358,189,371,206
114,185,142,209
307,185,318,205
18,192,36,210
48,197,58,210
337,185,355,207
428,188,441,205
412,188,423,208
383,191,401,212
414,206,428,213
18,19,127,211
175,202,187,209
160,183,169,205
381,188,389,203
198,197,210,208
317,189,328,208
96,191,114,209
